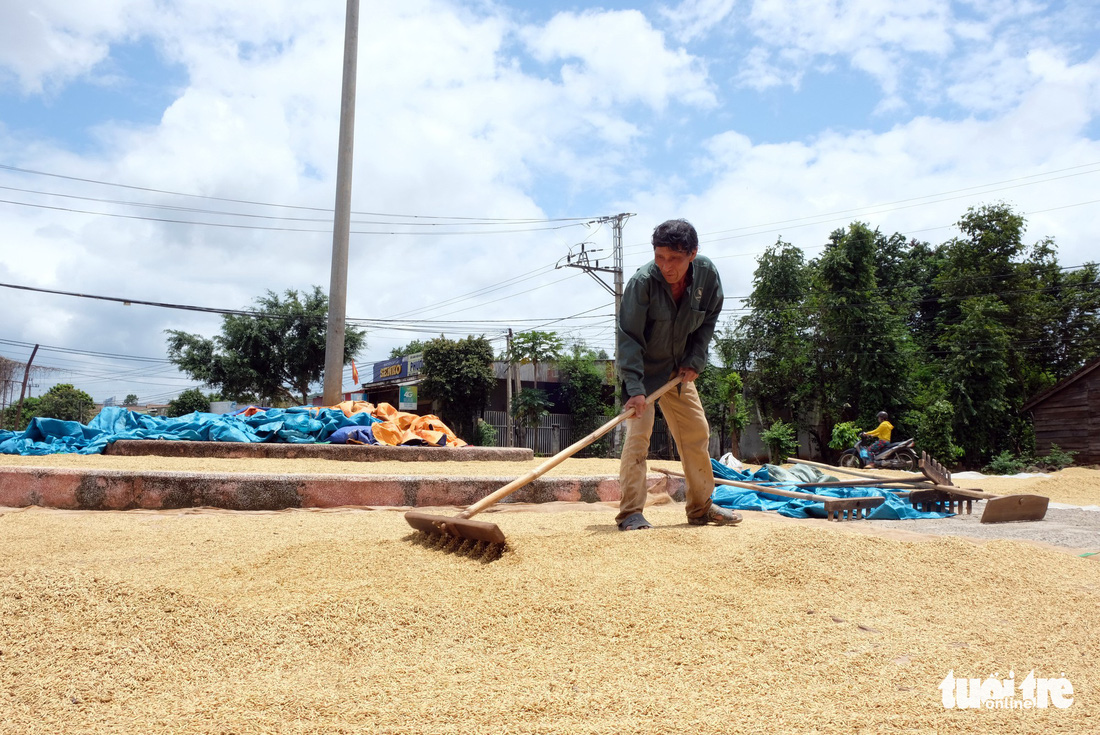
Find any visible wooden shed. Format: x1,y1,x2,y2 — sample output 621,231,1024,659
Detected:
1022,358,1100,465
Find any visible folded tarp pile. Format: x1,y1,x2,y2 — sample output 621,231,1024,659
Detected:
0,401,467,456
710,460,952,520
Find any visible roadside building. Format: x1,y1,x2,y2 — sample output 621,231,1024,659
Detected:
1022,357,1100,465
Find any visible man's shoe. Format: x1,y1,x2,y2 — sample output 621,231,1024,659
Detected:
617,512,653,531
688,504,743,526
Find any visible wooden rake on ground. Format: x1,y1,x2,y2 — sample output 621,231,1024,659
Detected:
404,376,683,551
790,455,1049,523
914,452,1049,523
658,468,886,521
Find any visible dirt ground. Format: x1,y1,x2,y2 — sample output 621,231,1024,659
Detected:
0,455,1097,733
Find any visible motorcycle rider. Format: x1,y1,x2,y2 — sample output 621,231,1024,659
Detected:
861,411,894,469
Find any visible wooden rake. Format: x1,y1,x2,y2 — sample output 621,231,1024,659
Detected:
918,452,1049,523
659,468,886,521
404,376,683,548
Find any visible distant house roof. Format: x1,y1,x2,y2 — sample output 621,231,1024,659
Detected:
1021,357,1100,412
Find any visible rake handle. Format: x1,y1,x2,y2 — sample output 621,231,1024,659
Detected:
459,376,683,519
787,458,996,498
658,468,878,504
788,457,914,482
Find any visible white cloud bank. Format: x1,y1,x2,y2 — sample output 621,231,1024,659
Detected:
0,0,1097,402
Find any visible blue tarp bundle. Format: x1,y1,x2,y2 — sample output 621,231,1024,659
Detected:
0,406,381,456
710,460,952,520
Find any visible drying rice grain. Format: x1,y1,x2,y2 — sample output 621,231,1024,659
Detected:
0,503,1095,734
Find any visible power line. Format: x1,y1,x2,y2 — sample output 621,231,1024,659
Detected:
0,197,592,236
0,163,599,223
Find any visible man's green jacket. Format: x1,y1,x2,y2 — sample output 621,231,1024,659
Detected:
616,255,724,397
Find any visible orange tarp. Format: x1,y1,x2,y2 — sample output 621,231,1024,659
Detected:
319,401,467,447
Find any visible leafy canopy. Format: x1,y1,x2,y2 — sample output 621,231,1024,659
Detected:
419,335,496,442
165,287,365,406
38,383,95,423
167,388,213,417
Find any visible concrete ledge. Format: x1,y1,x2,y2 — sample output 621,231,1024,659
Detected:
103,440,534,463
0,467,680,511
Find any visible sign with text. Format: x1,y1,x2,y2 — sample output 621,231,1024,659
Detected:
372,353,425,384
399,385,418,410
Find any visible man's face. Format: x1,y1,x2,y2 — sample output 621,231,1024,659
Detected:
654,246,696,286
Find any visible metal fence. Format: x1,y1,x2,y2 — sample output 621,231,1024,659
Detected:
480,411,677,459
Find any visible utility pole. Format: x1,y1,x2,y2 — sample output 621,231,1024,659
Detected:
558,213,633,405
322,0,360,405
558,212,633,452
15,344,38,432
505,329,514,448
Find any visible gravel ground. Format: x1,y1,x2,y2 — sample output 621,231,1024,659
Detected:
864,507,1100,554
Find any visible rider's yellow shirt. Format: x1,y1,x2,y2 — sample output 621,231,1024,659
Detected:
865,421,894,442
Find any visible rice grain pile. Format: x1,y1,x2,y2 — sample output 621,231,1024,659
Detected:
0,503,1095,734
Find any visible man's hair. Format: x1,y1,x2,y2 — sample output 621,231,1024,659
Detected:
652,219,698,254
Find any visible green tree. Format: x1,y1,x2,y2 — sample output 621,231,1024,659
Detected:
696,364,749,457
807,223,916,454
939,296,1013,464
510,388,550,448
165,287,365,406
557,344,613,456
928,203,1093,462
167,388,212,417
123,394,139,406
509,330,564,391
720,239,813,424
38,383,96,423
389,340,428,359
419,335,496,442
1,396,40,431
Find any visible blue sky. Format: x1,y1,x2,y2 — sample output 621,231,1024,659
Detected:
1,0,1098,405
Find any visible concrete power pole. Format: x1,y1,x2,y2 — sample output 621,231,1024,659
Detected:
558,212,633,403
558,213,633,451
322,0,360,405
505,328,514,447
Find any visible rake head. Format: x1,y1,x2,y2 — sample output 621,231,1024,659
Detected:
980,494,1049,523
823,496,885,521
405,510,507,545
909,489,974,515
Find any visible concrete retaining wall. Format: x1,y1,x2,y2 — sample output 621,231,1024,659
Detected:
103,440,534,463
0,467,681,511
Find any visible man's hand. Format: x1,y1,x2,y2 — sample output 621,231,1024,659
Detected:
678,367,699,383
623,394,647,418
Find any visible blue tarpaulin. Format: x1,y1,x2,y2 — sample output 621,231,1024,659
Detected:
0,406,381,456
710,459,952,520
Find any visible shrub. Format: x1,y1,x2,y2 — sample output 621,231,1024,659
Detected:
761,419,800,464
473,418,498,447
903,399,963,465
1039,444,1076,472
829,421,862,450
982,450,1026,476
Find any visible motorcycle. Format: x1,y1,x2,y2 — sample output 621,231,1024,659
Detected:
838,436,918,472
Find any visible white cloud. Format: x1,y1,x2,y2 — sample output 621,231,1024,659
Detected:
0,0,152,93
660,0,740,42
678,76,1100,312
520,9,716,111
0,0,1097,403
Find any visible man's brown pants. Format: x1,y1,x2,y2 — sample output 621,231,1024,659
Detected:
616,380,715,523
